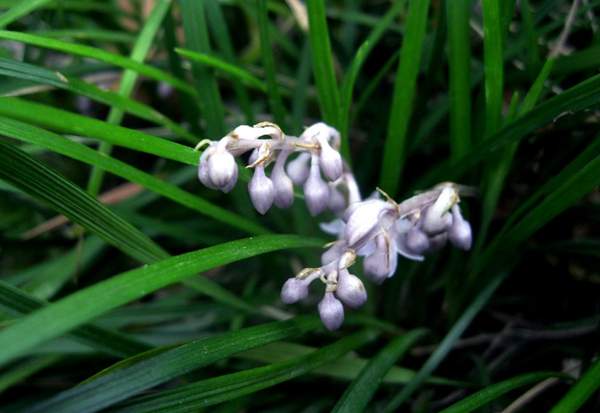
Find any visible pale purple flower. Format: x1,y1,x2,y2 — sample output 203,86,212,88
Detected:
286,152,310,185
303,154,330,216
335,269,367,308
318,292,344,331
248,165,274,215
207,142,238,191
271,151,294,208
449,204,472,250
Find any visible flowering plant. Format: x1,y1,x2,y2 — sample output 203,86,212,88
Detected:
198,122,473,330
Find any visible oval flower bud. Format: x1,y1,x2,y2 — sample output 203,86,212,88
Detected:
271,151,294,208
303,154,330,216
207,143,238,191
281,277,310,304
318,292,345,331
248,165,274,215
335,269,367,308
449,205,472,250
317,136,343,181
405,227,430,255
198,147,218,189
422,187,457,234
286,152,310,185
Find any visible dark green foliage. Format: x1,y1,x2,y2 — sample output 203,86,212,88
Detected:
0,1,598,411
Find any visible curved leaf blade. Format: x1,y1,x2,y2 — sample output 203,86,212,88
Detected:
332,329,427,413
0,234,322,367
30,317,321,413
440,372,563,413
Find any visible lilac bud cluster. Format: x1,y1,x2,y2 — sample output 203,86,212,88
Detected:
197,122,474,331
197,122,359,216
280,183,473,330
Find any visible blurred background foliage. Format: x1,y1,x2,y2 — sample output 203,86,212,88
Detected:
0,0,598,411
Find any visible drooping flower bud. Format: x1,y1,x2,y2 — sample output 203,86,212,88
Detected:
286,152,310,185
449,205,472,250
281,277,310,304
316,134,343,181
198,146,218,189
303,154,330,216
363,232,398,283
207,141,238,191
405,227,430,255
335,269,367,308
422,187,457,234
318,292,344,331
248,165,274,214
271,151,294,208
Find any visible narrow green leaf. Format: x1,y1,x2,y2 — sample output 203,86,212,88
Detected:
550,357,600,413
0,57,195,142
0,141,166,263
482,0,504,138
114,330,376,412
204,0,255,123
33,29,135,44
88,0,172,196
379,0,430,195
306,0,342,148
339,0,404,147
0,97,198,165
415,73,600,187
256,0,287,127
180,0,225,137
0,234,322,367
0,280,150,357
30,317,321,413
440,372,562,413
446,0,472,160
0,116,268,235
0,355,61,393
383,274,506,412
0,30,196,96
236,341,462,387
0,0,51,28
332,329,427,413
22,237,105,300
477,58,555,246
176,48,266,92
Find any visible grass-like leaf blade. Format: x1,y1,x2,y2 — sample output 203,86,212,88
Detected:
306,0,342,148
29,317,321,413
440,372,563,413
113,330,376,412
0,30,196,96
0,141,166,263
0,280,150,357
383,273,506,411
0,0,51,28
550,357,600,413
0,116,268,235
379,0,431,195
332,329,427,413
0,234,322,367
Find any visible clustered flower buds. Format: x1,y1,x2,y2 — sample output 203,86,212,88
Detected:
197,122,357,216
197,122,474,331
